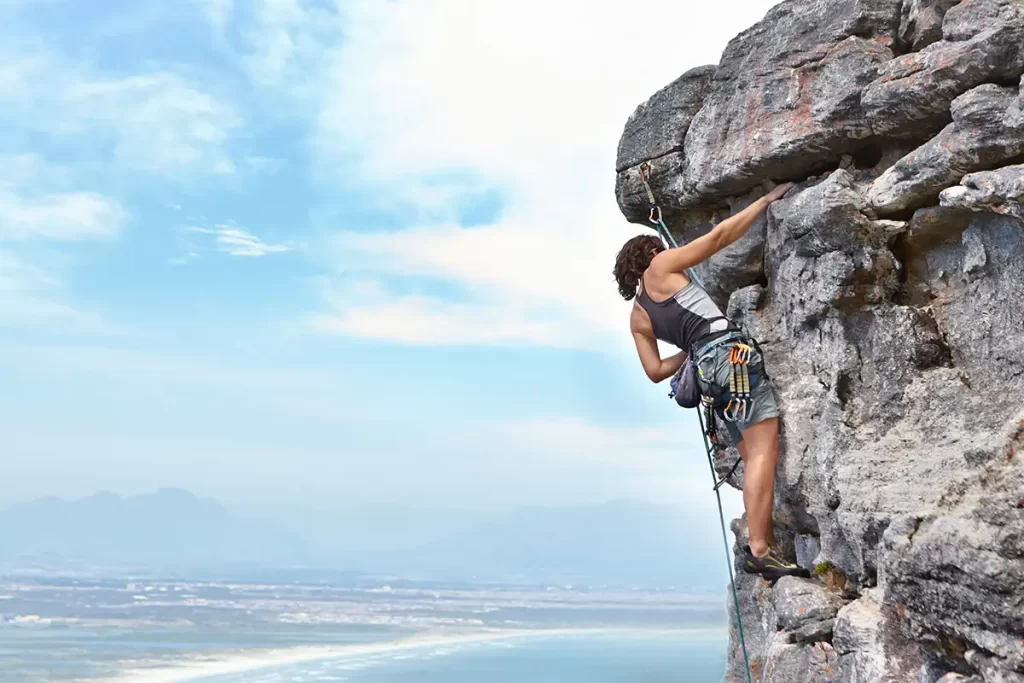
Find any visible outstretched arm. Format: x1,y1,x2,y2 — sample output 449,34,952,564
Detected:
650,183,795,277
631,307,687,383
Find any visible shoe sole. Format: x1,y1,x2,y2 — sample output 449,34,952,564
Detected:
742,562,810,581
758,567,810,581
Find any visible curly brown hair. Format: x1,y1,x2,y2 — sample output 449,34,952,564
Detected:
613,234,665,301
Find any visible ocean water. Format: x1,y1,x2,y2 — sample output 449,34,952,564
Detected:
190,631,726,683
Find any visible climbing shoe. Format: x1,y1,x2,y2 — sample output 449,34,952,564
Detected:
742,545,810,581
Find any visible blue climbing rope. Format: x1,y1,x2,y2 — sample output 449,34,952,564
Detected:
637,161,705,289
639,161,753,683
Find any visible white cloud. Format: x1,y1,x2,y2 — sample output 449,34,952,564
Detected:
487,416,680,470
316,1,777,196
450,414,738,508
309,291,581,349
0,190,126,241
197,0,234,33
60,73,241,176
0,156,128,331
176,222,290,261
0,153,127,241
243,155,286,175
239,0,338,96
246,0,780,348
0,249,118,333
0,49,242,178
210,226,289,256
0,60,30,99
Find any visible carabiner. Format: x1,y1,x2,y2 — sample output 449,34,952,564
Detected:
723,399,743,422
639,161,652,184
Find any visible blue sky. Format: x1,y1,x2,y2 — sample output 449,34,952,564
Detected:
0,0,777,518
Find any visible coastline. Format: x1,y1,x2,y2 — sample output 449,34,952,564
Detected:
96,627,723,682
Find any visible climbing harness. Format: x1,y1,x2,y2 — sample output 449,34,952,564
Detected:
637,161,705,288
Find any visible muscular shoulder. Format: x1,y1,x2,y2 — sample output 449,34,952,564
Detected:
630,301,653,335
643,262,689,298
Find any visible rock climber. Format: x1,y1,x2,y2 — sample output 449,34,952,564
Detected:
612,182,809,581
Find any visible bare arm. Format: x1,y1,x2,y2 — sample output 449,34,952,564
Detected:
631,306,687,383
650,183,795,277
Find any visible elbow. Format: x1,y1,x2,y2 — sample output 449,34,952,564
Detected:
646,367,668,384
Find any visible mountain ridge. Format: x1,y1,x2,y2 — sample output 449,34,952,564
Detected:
0,490,729,589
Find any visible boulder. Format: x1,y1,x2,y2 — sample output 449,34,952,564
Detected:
898,0,961,52
940,165,1024,220
862,0,1024,138
867,83,1024,214
615,66,716,224
773,576,844,633
763,638,839,682
682,0,901,201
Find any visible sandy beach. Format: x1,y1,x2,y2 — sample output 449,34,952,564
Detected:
98,628,632,683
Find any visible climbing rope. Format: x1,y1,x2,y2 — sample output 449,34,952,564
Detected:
698,404,754,683
638,160,752,681
637,161,705,288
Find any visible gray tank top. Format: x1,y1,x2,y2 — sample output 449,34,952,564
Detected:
637,277,733,351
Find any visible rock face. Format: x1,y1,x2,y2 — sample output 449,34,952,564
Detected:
867,82,1024,214
614,1,1024,681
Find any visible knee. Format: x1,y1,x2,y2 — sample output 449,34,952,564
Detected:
746,444,778,467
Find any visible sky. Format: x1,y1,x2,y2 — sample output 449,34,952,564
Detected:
0,0,780,522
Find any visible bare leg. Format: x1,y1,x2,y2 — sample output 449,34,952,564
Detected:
734,439,777,551
737,418,779,557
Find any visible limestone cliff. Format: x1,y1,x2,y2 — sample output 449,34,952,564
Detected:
614,1,1024,681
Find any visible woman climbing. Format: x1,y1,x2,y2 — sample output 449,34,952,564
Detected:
612,182,808,581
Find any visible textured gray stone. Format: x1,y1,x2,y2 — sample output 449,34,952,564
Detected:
941,165,1024,220
863,0,1024,138
764,637,839,682
773,576,844,631
937,674,984,683
867,84,1024,214
727,572,776,682
833,592,924,682
615,65,716,173
615,1,1024,680
615,66,717,224
966,650,1024,683
904,205,975,251
795,534,822,572
899,0,961,51
683,0,900,200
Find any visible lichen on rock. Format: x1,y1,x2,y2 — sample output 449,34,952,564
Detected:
614,0,1024,680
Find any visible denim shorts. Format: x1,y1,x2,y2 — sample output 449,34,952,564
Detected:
695,341,779,445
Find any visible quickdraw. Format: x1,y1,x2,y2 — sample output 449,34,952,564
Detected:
723,342,754,422
638,161,680,249
636,161,706,289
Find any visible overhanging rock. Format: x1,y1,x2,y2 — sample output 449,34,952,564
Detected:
613,0,1024,680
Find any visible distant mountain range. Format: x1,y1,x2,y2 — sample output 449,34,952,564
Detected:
0,490,731,590
0,488,311,568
